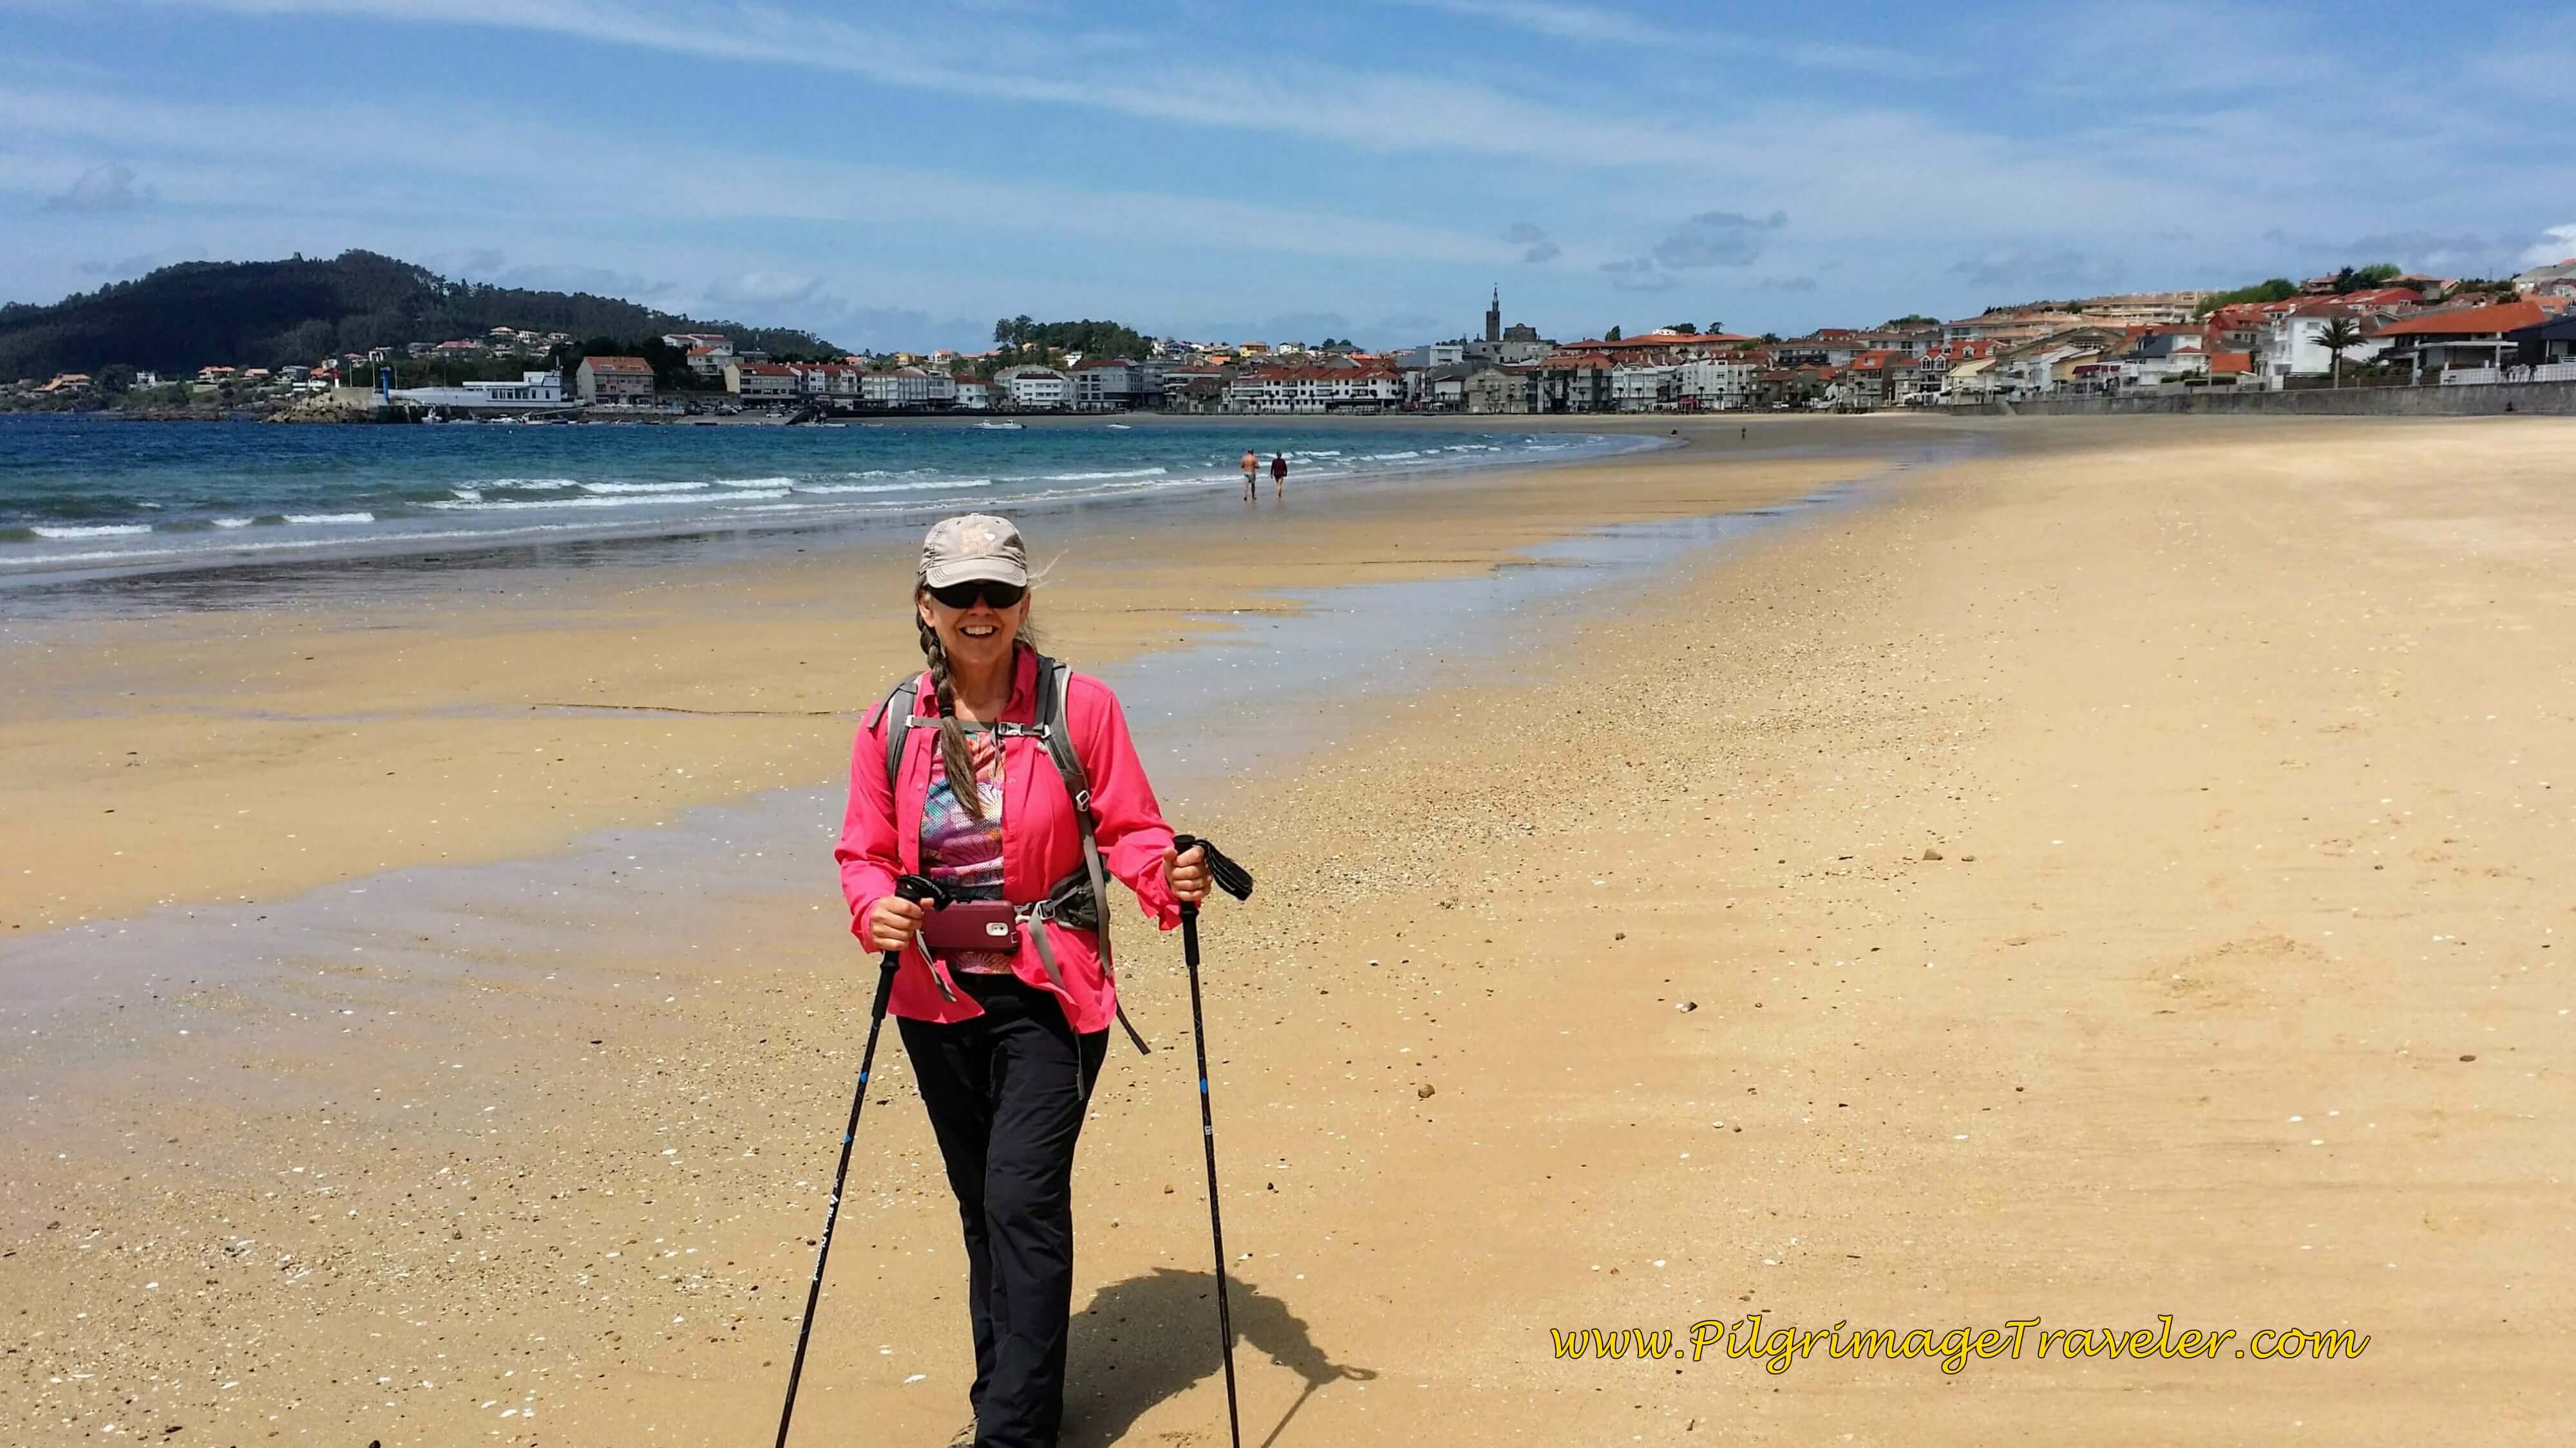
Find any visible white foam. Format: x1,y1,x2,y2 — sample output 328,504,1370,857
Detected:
1041,466,1169,482
211,517,256,529
712,476,797,489
284,512,374,525
795,478,995,496
580,480,708,494
30,523,152,538
424,493,732,512
482,476,582,490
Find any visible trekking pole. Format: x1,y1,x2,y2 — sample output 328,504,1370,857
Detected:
775,873,952,1448
1170,834,1256,1448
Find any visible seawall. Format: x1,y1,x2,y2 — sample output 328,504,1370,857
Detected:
1951,379,2576,418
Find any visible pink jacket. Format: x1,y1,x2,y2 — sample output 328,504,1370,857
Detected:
836,646,1180,1033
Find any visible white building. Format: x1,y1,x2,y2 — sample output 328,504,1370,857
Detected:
1410,364,1468,411
390,370,565,410
2255,315,2389,387
998,366,1070,410
1940,355,2000,402
1610,364,1678,411
951,376,994,410
1675,359,1756,410
1223,364,1402,413
462,370,563,403
1069,359,1164,411
862,367,958,408
793,362,864,401
724,361,799,399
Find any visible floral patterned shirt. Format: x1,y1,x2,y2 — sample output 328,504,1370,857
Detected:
919,730,1014,974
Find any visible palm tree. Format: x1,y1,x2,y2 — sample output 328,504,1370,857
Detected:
2319,316,2363,388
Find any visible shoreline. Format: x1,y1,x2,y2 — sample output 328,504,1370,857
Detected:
0,417,1936,932
0,415,1672,591
8,412,2568,1445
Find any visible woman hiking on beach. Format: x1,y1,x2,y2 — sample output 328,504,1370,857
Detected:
837,512,1210,1448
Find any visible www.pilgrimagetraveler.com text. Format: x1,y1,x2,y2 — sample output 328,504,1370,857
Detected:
1552,1317,2370,1375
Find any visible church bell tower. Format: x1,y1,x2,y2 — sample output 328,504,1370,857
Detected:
1484,286,1502,344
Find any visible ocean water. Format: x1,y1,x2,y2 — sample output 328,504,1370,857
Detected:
0,414,1652,579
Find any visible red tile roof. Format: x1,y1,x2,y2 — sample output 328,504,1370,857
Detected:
583,355,653,374
2369,298,2552,337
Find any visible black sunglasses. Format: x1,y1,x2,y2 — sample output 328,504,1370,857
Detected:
928,579,1026,610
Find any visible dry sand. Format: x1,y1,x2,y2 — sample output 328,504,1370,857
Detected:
4,414,2572,1446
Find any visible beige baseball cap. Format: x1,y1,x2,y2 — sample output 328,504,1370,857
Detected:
919,513,1030,588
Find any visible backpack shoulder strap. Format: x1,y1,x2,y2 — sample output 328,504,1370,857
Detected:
866,675,923,793
1033,653,1150,1055
1033,654,1093,815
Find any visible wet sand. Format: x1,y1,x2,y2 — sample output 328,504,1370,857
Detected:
1,424,1864,932
5,413,2572,1445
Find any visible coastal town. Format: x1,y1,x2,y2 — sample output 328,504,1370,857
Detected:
14,260,2576,420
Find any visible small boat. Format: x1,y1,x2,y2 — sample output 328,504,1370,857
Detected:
974,420,1026,430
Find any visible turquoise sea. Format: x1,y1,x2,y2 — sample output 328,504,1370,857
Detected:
0,415,1653,581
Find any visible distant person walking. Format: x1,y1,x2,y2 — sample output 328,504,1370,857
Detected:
1240,449,1259,501
1270,451,1287,498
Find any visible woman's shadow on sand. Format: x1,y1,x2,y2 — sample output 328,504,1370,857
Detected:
1064,1266,1374,1447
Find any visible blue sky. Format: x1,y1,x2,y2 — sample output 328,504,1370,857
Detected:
5,0,2573,351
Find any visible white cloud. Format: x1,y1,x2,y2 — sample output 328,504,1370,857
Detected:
0,80,1516,267
1947,248,2123,290
11,0,2567,334
2521,225,2576,270
43,162,152,211
1392,0,1932,75
129,0,2178,221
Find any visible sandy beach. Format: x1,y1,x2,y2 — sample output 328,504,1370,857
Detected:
5,412,2572,1446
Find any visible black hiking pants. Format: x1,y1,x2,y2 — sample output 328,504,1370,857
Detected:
899,973,1109,1448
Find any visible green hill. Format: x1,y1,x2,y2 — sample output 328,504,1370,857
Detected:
0,250,843,381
